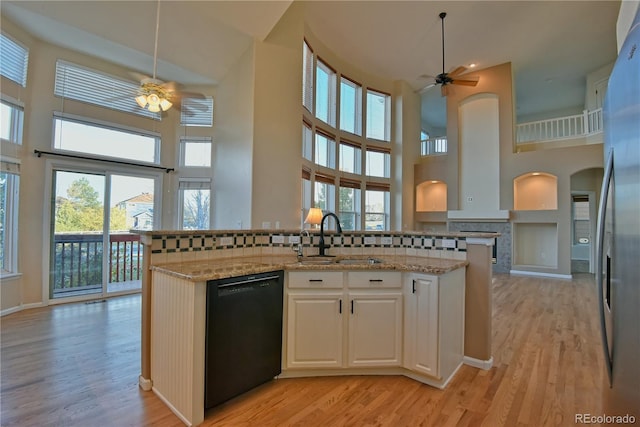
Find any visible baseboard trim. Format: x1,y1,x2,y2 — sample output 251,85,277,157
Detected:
463,356,494,370
152,386,195,426
510,270,573,280
1,302,45,317
138,375,153,391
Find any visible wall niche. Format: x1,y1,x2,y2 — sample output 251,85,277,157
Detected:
416,181,447,212
513,172,558,210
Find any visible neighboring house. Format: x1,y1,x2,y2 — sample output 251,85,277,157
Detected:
115,193,154,230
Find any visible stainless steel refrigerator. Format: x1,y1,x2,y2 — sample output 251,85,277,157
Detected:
596,7,640,421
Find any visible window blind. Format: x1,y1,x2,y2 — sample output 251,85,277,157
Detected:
181,97,214,127
0,33,29,87
178,178,211,190
54,60,159,119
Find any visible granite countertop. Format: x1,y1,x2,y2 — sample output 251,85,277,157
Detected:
151,255,468,282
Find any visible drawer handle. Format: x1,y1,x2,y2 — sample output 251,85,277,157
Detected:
369,279,383,283
308,279,324,282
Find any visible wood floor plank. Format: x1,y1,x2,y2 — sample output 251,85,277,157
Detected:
1,273,604,426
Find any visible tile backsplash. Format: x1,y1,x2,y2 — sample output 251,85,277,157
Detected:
144,230,471,265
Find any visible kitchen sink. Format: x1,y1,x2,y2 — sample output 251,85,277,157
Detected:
296,257,384,266
337,257,384,265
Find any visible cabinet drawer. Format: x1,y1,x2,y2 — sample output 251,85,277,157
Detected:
347,271,401,288
288,271,344,288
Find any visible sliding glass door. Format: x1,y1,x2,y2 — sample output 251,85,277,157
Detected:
50,168,158,300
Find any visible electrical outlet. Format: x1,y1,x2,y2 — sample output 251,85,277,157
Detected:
288,236,301,244
442,239,457,248
220,237,233,246
271,235,285,244
364,236,376,245
381,236,393,245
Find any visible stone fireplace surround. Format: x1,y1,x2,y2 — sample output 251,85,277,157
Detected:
449,221,512,273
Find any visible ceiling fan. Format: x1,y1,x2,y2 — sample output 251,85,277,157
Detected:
418,12,479,97
132,0,205,114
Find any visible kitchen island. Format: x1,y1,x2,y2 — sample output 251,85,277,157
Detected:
135,230,497,426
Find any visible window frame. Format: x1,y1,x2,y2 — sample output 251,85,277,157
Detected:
0,96,24,145
365,89,391,142
339,75,362,135
0,169,19,276
179,136,213,168
315,58,337,127
52,113,162,165
177,178,212,230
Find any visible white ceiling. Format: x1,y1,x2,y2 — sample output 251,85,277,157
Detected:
1,0,620,129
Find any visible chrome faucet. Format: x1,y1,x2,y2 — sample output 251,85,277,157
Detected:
318,212,343,257
293,229,310,260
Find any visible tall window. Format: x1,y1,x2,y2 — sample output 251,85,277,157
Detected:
365,187,389,230
339,141,362,175
315,59,336,126
301,41,392,231
179,136,212,168
178,179,211,230
302,41,314,113
339,179,361,231
0,169,19,275
366,89,390,141
340,76,361,135
0,33,29,87
0,98,24,145
366,148,391,178
302,122,313,161
314,131,336,169
53,115,161,164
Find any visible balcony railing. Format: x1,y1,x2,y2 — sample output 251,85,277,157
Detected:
421,136,448,156
52,232,142,296
516,108,603,144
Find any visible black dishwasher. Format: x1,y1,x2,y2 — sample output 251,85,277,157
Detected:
204,270,284,409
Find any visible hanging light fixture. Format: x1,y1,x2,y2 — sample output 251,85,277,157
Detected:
135,0,173,112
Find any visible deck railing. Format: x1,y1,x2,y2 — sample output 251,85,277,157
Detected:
516,108,603,144
52,232,142,295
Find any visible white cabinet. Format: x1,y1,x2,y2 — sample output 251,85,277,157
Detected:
348,293,403,367
285,271,402,370
404,268,465,381
286,292,344,368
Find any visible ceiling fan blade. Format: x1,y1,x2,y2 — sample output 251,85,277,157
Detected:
448,66,467,78
451,78,479,87
416,82,437,94
129,71,152,82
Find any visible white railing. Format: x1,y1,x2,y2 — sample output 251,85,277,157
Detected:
421,136,448,156
516,108,603,144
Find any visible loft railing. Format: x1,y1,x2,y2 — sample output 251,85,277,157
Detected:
516,108,603,144
52,232,142,295
421,136,448,156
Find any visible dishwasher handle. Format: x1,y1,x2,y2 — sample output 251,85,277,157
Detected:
217,274,281,289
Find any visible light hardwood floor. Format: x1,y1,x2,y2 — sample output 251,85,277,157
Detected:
0,273,604,426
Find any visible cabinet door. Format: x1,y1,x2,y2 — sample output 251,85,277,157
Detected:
286,293,344,369
348,293,403,367
407,275,439,377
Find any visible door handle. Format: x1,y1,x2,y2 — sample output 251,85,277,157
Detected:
595,148,614,386
351,300,354,314
339,299,342,314
412,279,416,294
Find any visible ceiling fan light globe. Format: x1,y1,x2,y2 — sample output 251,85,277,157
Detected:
147,92,161,106
135,95,148,108
148,104,161,113
159,99,173,111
